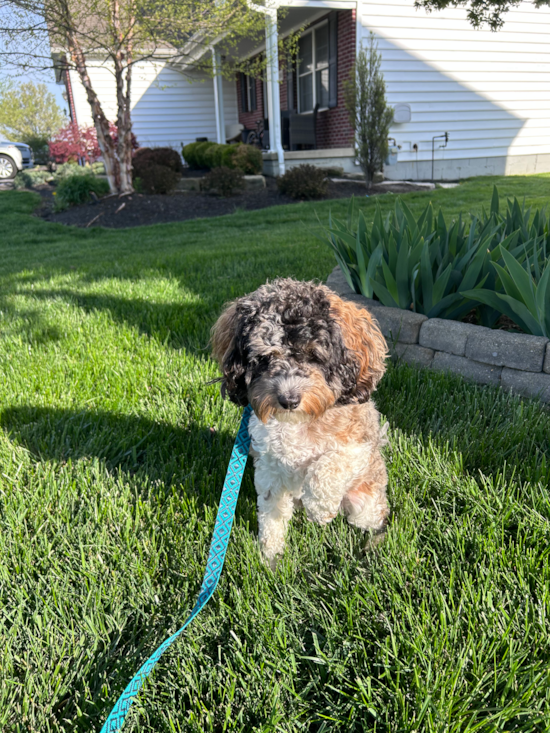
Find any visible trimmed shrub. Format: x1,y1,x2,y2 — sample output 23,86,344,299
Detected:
230,144,263,174
132,147,183,177
91,161,106,176
194,142,216,168
182,142,200,168
181,142,261,173
344,32,393,188
221,144,240,168
202,166,245,197
138,164,179,194
203,143,229,170
277,164,328,200
54,174,110,210
132,148,182,195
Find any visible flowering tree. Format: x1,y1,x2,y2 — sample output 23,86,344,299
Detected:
48,124,101,164
48,122,138,164
0,0,278,193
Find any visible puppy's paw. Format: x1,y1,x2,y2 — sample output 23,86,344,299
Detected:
302,499,338,526
363,525,388,551
259,544,282,571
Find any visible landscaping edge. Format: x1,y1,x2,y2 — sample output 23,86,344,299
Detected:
326,266,550,404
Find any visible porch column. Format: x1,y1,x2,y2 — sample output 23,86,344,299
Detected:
212,48,225,144
265,7,285,176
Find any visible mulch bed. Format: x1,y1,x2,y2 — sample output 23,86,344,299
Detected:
32,177,426,230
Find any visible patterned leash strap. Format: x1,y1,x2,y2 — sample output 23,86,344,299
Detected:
100,404,253,733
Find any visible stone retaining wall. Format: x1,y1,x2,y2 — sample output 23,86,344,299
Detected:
175,175,266,193
327,267,550,403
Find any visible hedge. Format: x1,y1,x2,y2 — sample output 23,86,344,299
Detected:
182,142,262,175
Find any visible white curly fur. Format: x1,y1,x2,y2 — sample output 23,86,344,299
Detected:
250,406,389,566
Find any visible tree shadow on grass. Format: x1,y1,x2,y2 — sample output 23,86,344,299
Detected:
13,288,215,350
0,404,254,503
0,404,258,731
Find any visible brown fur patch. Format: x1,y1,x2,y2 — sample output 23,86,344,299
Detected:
328,293,388,400
306,401,383,448
256,396,276,424
346,482,374,506
300,369,336,419
210,301,238,365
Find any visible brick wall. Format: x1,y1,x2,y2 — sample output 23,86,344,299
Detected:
236,9,355,149
237,76,265,133
236,65,289,133
316,9,355,149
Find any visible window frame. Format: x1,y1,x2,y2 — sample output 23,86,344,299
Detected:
246,75,256,113
240,72,257,113
297,21,330,114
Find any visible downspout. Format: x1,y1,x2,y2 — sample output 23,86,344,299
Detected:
249,2,285,175
212,47,225,144
65,68,78,125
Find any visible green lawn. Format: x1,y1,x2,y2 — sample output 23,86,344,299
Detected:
1,176,550,732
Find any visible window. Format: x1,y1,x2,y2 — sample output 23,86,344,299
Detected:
246,75,256,112
240,73,257,113
298,23,330,113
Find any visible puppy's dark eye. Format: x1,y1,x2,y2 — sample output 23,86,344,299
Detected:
249,353,269,367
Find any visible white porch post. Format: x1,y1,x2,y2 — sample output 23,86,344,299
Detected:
265,8,285,175
212,48,225,144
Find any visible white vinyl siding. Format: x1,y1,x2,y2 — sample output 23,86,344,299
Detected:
360,0,550,168
69,60,238,149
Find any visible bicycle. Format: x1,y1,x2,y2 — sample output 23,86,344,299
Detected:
245,118,267,149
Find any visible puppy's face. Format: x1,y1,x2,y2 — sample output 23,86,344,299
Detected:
211,279,387,423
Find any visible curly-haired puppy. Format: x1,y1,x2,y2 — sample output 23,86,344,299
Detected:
211,278,389,566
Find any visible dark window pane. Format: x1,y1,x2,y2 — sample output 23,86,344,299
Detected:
299,33,313,76
315,25,329,68
299,73,313,112
316,68,329,107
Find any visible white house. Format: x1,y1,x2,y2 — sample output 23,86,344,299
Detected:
57,0,550,181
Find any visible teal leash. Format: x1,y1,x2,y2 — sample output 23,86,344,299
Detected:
100,404,253,733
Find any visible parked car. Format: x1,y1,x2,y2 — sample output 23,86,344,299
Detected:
0,140,34,180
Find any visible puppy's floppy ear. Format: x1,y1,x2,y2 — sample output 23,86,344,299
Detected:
210,300,248,405
211,300,238,366
329,293,387,401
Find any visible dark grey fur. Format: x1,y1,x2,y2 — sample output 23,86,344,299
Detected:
219,279,371,408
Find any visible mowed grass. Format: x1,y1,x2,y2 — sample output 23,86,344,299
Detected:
0,176,549,732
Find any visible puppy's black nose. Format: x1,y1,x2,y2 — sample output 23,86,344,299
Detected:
278,394,300,410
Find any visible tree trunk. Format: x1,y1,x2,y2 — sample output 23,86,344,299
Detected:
58,0,122,193
113,54,133,193
66,31,120,192
112,0,134,194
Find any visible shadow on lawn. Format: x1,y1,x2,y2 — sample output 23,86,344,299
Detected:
0,404,253,498
1,403,258,732
13,287,215,350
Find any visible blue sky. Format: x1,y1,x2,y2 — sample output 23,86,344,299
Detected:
0,4,68,118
